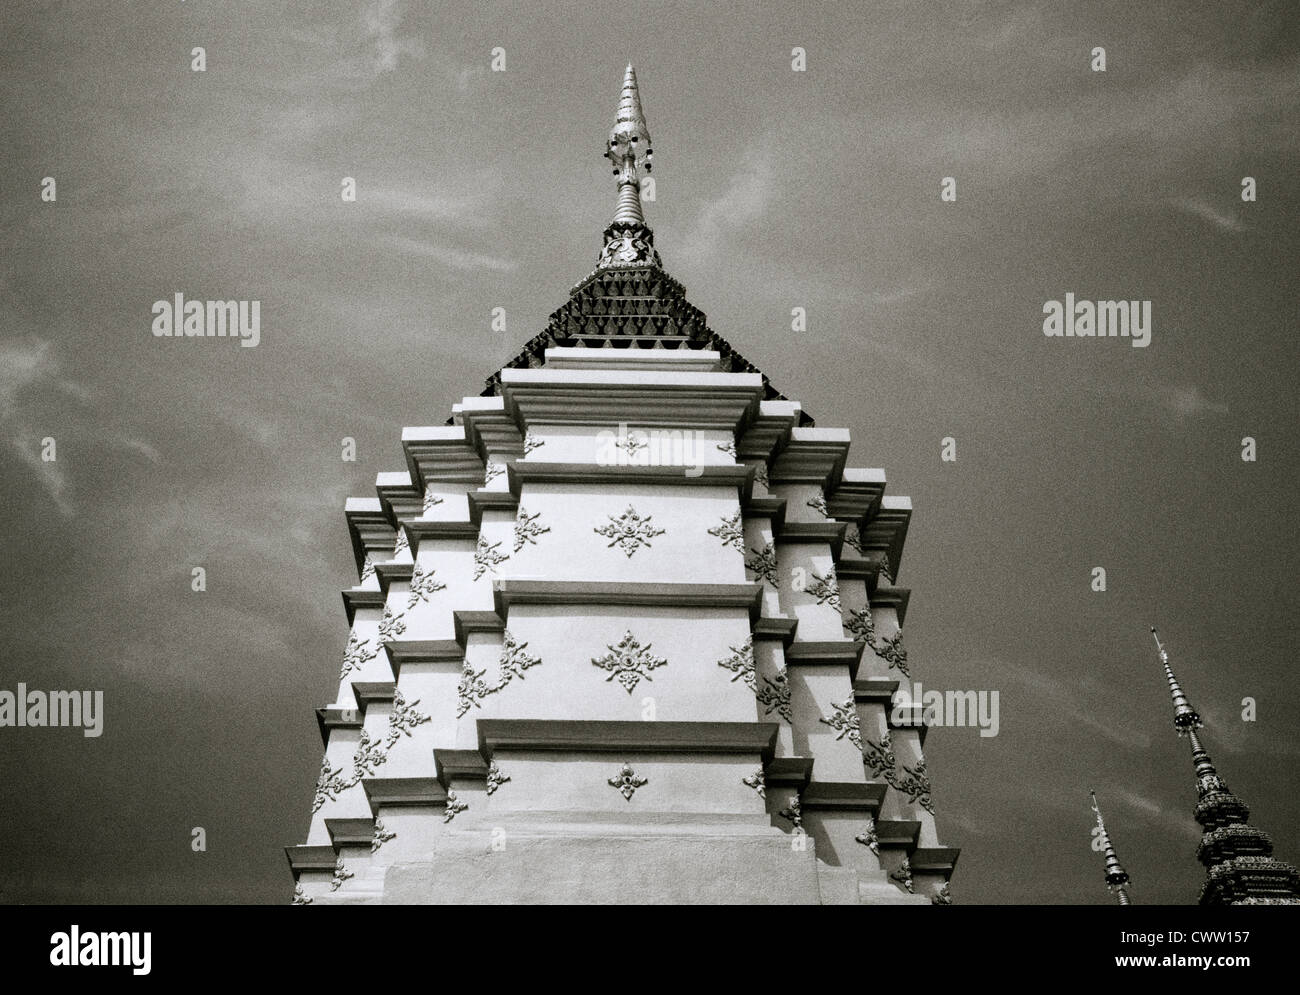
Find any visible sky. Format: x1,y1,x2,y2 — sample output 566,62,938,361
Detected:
1,0,1297,904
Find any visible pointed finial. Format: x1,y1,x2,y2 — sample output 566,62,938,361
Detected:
1152,626,1202,734
1090,790,1132,905
604,64,653,224
595,65,662,270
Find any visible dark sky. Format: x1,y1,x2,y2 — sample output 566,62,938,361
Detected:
1,0,1297,904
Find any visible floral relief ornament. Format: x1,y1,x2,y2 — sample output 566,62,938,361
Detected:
593,505,665,557
592,630,667,693
755,667,794,724
819,694,863,751
707,510,745,551
746,541,779,588
608,762,648,800
716,636,757,692
473,536,509,580
371,818,396,852
513,508,550,553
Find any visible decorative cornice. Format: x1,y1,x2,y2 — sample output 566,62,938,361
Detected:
491,579,764,620
801,780,886,811
360,776,447,815
476,719,778,760
509,460,753,494
785,639,867,682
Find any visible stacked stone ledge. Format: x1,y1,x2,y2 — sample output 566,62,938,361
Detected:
285,346,958,904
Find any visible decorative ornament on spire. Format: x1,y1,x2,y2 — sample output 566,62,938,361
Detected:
597,65,663,270
1089,790,1132,905
1150,626,1300,904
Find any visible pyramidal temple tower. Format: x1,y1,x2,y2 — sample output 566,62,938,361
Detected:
1153,629,1300,905
285,66,959,905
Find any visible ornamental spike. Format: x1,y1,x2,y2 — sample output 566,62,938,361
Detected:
1152,626,1201,734
604,64,652,225
1089,790,1132,906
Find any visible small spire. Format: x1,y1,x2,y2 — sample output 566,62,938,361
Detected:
595,65,662,270
1152,626,1201,733
1090,790,1132,905
604,64,653,225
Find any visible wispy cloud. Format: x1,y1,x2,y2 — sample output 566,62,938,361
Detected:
678,151,776,265
384,235,516,272
363,0,426,75
1175,197,1247,233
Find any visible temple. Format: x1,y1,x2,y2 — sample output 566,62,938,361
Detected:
284,66,958,904
1154,627,1300,905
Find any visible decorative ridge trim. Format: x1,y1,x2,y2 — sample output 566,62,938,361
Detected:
869,587,911,626
374,560,414,593
854,677,901,704
508,461,753,497
785,639,866,682
742,496,786,528
316,706,362,746
492,579,763,620
384,638,465,679
351,682,395,707
752,615,798,645
467,489,520,515
452,610,506,646
764,756,814,788
342,588,384,624
284,844,337,875
434,749,491,787
801,780,888,811
324,818,375,848
774,521,846,559
875,819,923,848
911,847,961,874
404,520,481,551
477,719,778,761
360,776,447,815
